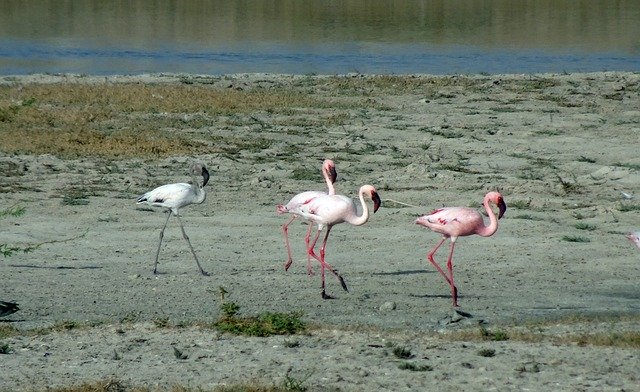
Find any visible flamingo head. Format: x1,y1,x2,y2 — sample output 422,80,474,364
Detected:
486,191,506,219
323,159,338,184
192,163,210,187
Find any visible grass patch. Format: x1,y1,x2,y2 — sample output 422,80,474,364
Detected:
0,342,13,354
512,214,543,221
480,326,509,341
398,362,433,371
574,222,596,231
618,203,640,212
477,348,496,357
392,345,414,359
213,302,305,337
509,199,531,209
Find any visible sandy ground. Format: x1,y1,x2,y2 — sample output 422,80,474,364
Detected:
1,72,639,391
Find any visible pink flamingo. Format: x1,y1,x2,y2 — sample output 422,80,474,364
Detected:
295,185,381,299
627,231,640,250
415,191,507,307
276,159,337,273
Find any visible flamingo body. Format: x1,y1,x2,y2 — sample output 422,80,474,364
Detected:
416,191,506,307
137,163,210,276
296,184,381,299
276,159,337,272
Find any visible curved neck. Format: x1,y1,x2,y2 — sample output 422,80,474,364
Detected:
191,175,206,203
346,188,370,226
324,169,336,195
477,198,499,237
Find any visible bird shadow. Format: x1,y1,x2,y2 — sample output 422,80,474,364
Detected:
9,264,102,270
372,269,432,276
408,293,455,299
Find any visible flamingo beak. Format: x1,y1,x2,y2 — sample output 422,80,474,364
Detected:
498,198,507,219
329,166,337,184
201,166,210,187
371,191,381,213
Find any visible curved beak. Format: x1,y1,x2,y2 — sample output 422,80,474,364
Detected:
498,198,507,219
201,166,210,187
371,191,381,213
329,166,338,184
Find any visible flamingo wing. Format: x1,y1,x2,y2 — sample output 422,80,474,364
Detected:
137,183,191,205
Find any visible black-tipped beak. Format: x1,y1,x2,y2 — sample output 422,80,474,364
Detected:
372,191,381,213
329,166,338,184
202,166,210,187
498,198,506,219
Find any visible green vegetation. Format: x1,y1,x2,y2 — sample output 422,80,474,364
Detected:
213,298,305,337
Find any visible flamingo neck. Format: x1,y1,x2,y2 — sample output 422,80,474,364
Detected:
346,188,370,226
191,175,206,204
324,170,336,195
476,198,499,237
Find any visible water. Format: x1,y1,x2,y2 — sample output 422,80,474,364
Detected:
1,0,639,76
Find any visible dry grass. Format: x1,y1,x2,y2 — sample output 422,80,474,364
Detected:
0,83,328,158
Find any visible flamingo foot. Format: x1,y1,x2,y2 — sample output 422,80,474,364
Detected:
321,290,335,300
200,270,210,277
338,276,349,292
284,259,293,271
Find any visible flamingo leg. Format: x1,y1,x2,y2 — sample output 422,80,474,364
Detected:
316,226,349,299
426,237,458,305
175,215,209,276
303,223,315,275
281,215,297,271
307,227,323,263
153,211,173,274
445,241,459,307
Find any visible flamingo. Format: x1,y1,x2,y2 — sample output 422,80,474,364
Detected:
136,163,210,276
294,184,381,299
0,300,19,317
276,159,337,273
415,191,507,307
626,231,640,250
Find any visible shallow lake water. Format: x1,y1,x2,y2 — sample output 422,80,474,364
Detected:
1,0,639,75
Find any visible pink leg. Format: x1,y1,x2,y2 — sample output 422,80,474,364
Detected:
426,237,458,306
282,215,297,271
303,223,315,275
316,226,348,299
445,241,459,307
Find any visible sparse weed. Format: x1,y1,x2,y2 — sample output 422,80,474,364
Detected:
618,203,640,212
392,345,413,359
577,156,596,163
574,222,596,231
398,362,433,371
0,342,12,354
561,235,591,243
477,348,496,357
480,326,509,341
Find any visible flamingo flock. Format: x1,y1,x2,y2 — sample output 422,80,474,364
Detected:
135,159,508,307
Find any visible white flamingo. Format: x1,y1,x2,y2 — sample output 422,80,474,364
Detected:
276,159,337,273
136,163,210,276
294,184,381,299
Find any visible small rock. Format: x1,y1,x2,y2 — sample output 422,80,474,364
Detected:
379,301,396,312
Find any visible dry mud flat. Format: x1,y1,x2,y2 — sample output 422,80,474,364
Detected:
0,72,639,390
